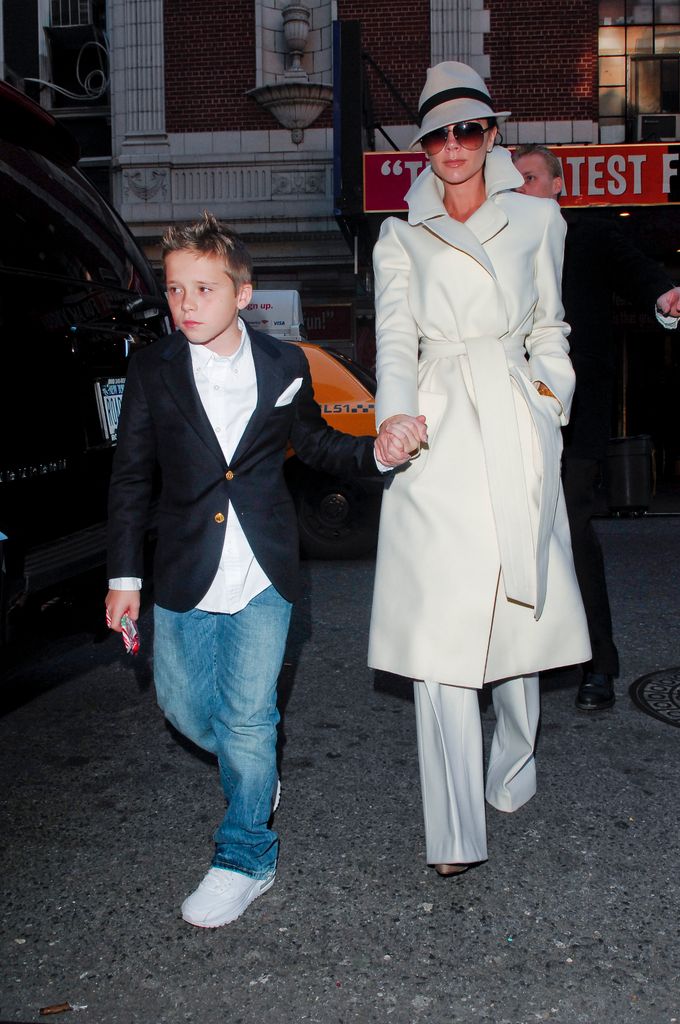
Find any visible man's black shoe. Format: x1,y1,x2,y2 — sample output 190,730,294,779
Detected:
575,672,615,711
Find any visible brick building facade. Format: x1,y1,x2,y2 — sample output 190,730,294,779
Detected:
164,0,264,133
3,1,678,342
106,1,613,299
486,1,599,126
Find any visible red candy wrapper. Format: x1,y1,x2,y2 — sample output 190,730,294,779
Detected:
120,613,140,655
106,610,140,655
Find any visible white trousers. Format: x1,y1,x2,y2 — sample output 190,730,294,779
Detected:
413,675,540,865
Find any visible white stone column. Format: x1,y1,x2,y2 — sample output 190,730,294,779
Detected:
110,0,166,145
109,0,170,222
430,0,490,79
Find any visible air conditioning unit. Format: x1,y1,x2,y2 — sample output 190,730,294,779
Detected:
636,113,680,141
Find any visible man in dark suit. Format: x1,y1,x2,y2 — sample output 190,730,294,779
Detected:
513,145,680,712
105,212,400,928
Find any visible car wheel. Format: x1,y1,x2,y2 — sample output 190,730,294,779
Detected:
294,473,381,559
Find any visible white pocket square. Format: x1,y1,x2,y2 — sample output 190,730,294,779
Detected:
274,377,303,407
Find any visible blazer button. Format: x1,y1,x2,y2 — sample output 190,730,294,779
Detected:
225,470,234,481
214,512,225,524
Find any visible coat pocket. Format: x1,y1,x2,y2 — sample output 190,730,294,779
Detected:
512,369,561,426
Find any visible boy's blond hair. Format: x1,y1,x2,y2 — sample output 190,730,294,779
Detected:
161,211,253,290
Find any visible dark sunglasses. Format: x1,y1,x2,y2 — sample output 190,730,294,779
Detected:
420,121,491,155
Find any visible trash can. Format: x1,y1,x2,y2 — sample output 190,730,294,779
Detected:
605,434,654,514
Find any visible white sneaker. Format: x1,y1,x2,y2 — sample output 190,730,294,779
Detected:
181,867,275,928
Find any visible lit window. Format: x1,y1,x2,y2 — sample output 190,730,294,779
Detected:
598,0,680,139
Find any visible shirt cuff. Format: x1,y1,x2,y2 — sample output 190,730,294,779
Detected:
108,577,142,590
655,307,679,329
374,451,393,474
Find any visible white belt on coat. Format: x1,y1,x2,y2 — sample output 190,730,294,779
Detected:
419,336,561,620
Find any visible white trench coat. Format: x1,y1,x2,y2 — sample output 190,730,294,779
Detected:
368,148,591,688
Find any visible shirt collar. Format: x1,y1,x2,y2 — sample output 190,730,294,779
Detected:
188,317,250,370
405,146,524,226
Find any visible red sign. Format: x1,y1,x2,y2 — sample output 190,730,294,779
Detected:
304,303,353,342
363,153,427,212
363,143,680,212
552,144,680,207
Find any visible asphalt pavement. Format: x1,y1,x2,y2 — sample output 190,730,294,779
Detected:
1,516,679,1024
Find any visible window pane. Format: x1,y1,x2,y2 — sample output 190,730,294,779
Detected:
655,25,680,51
599,85,627,114
632,58,662,110
655,2,680,23
50,0,92,26
661,57,680,109
627,26,654,53
629,2,654,22
599,26,626,54
599,0,625,23
600,55,627,83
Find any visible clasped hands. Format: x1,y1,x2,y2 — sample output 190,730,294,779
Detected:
656,286,680,319
374,413,429,468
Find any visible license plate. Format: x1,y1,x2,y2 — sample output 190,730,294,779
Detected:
94,377,126,442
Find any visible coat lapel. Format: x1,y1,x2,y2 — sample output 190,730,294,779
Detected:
466,148,523,246
405,147,524,274
230,327,287,464
159,331,226,467
419,215,500,277
159,327,291,467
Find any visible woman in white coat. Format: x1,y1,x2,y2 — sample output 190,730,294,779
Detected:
370,62,591,876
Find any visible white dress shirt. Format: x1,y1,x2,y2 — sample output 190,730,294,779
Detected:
110,319,272,613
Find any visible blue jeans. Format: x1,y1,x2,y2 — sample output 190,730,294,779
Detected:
153,587,292,879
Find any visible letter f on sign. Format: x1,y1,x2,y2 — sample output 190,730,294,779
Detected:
663,153,679,194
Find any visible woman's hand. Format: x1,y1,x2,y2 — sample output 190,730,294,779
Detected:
375,414,428,468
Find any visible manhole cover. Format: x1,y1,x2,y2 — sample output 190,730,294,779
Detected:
629,668,680,728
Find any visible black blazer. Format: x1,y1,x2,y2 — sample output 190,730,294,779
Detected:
107,327,378,609
562,212,673,460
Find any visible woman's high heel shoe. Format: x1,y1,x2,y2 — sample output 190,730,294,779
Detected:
434,863,469,877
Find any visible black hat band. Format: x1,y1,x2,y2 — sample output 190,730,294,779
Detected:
418,87,493,126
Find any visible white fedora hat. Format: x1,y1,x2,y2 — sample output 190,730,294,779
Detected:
410,61,511,149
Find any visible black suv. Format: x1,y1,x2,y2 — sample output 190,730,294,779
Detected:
0,83,169,644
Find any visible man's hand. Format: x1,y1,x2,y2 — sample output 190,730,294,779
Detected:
105,590,140,632
375,413,428,468
656,286,680,318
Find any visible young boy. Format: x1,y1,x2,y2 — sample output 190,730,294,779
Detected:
106,212,414,928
